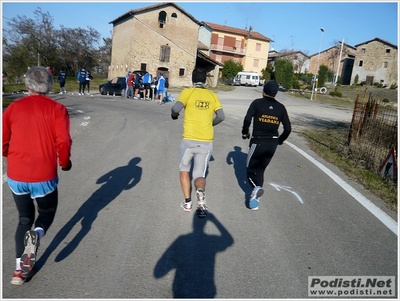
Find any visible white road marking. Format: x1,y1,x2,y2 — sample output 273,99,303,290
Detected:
270,183,304,204
285,141,398,235
65,107,90,127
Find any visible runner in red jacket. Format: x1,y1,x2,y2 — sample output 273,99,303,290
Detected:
3,66,72,285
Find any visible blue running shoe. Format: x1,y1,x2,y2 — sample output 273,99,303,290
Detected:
249,186,264,210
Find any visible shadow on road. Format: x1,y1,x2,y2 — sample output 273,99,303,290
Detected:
226,146,252,207
154,212,234,298
29,157,142,279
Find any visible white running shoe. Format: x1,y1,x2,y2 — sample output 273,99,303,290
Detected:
20,230,40,273
181,200,192,212
196,189,208,217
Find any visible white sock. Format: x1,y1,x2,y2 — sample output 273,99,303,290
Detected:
34,227,45,240
16,258,21,270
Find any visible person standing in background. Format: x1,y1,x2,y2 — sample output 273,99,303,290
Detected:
134,72,142,99
164,77,169,101
127,71,135,98
58,68,67,94
142,72,153,100
77,68,87,95
86,70,93,95
125,71,131,98
156,75,165,104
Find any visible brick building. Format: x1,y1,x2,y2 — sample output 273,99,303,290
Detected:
309,42,357,85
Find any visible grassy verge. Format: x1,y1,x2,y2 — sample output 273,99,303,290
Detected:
289,84,398,107
291,85,397,211
302,120,397,212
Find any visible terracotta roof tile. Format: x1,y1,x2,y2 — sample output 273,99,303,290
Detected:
203,22,272,42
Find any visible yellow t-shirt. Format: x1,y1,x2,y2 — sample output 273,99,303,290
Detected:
178,87,223,142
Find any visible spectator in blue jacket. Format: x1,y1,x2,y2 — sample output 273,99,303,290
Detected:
156,75,166,104
77,68,87,95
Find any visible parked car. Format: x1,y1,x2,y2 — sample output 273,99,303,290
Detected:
99,74,157,98
99,77,126,96
225,76,240,86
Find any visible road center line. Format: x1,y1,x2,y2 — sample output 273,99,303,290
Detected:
285,141,398,236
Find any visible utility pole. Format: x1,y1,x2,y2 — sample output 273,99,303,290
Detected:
334,38,344,85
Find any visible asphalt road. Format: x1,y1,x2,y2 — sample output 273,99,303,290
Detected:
2,86,397,299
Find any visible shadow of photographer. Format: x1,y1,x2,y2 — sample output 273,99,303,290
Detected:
154,212,234,298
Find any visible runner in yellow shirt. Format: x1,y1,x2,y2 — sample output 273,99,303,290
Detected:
171,68,225,217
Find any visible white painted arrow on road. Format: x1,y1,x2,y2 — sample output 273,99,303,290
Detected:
270,183,304,204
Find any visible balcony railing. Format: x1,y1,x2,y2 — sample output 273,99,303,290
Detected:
210,44,246,55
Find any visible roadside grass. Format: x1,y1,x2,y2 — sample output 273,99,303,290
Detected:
297,85,398,212
3,76,108,95
288,85,398,108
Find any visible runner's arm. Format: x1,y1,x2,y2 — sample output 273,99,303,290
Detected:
171,101,184,119
212,108,225,126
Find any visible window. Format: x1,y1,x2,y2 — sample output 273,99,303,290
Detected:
359,60,363,67
361,48,366,53
179,68,185,76
141,63,147,71
386,48,391,53
255,43,261,51
253,59,259,68
158,11,167,28
384,62,388,68
160,45,171,62
171,13,177,18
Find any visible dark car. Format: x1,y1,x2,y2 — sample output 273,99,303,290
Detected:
225,76,240,86
99,77,126,96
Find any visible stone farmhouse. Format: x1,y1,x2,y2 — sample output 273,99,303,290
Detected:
201,22,272,75
108,2,222,87
350,38,398,87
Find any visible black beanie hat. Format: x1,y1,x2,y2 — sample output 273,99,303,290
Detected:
263,80,279,97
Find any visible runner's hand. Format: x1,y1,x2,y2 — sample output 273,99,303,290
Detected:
62,160,72,171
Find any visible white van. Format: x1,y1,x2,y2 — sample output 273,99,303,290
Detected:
234,71,260,87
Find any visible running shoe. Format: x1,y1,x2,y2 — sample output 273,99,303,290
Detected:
20,230,39,273
249,186,264,210
10,270,25,285
181,200,192,212
196,189,208,217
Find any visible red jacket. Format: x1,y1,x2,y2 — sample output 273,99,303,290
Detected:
3,95,72,182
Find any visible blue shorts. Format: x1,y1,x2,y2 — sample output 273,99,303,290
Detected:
7,177,59,199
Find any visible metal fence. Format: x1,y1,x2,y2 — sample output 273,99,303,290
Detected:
347,88,397,183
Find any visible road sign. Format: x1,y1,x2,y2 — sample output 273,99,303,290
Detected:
379,146,397,181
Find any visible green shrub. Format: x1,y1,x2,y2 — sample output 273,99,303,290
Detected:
329,86,342,97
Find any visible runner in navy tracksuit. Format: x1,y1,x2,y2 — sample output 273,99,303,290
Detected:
241,80,291,210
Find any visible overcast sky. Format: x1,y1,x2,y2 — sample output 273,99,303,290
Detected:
2,1,398,54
